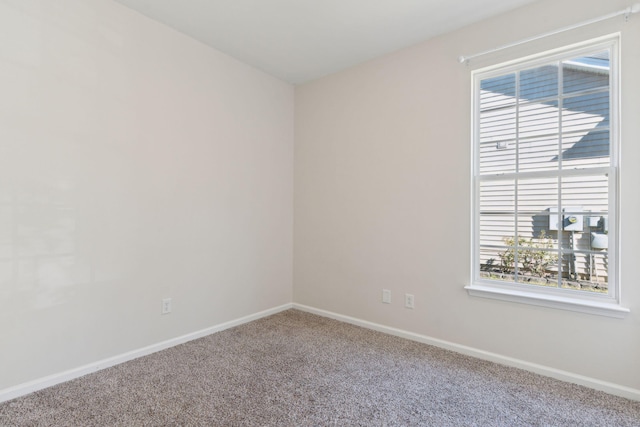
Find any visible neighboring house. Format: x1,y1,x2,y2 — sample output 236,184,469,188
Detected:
478,53,610,289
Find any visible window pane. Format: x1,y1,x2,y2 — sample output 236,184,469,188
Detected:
581,251,609,290
479,139,515,174
478,245,559,285
563,51,609,94
517,177,558,214
479,73,516,175
517,215,559,280
515,249,559,286
559,251,608,293
561,130,609,168
479,247,511,281
561,174,608,215
479,180,515,213
480,107,516,143
561,91,609,134
518,136,559,172
480,73,516,110
520,64,558,101
480,214,514,247
518,100,559,139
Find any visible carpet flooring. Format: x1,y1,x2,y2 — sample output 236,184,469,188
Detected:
1,309,639,426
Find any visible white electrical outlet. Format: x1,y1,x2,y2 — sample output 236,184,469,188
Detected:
162,298,172,314
382,289,391,304
405,293,415,309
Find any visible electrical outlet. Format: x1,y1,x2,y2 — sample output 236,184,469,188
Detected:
382,289,391,304
162,298,172,314
405,293,415,309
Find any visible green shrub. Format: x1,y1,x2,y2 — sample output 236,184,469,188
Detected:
499,231,557,278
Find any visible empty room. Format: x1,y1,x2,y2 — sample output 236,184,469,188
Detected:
1,0,639,425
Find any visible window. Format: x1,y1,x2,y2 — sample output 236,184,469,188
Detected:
467,35,628,317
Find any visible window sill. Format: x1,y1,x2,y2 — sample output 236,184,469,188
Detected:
464,284,630,318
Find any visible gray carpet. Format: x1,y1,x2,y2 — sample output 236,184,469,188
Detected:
1,309,639,426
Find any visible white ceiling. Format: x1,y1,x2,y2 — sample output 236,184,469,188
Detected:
113,0,538,84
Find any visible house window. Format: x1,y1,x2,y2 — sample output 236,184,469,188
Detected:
468,35,628,317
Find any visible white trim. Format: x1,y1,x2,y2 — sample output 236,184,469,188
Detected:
292,303,640,401
0,303,293,404
471,34,619,77
464,284,629,318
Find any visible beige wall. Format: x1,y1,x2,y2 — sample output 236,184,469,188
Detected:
2,0,638,398
0,0,293,389
294,0,640,390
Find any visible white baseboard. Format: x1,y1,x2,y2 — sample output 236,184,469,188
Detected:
4,302,638,404
293,303,640,402
0,303,293,404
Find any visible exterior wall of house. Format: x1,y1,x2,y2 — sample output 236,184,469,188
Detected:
477,63,612,288
474,54,617,292
295,0,640,392
0,0,294,391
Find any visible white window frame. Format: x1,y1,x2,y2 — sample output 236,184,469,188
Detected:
466,34,628,318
